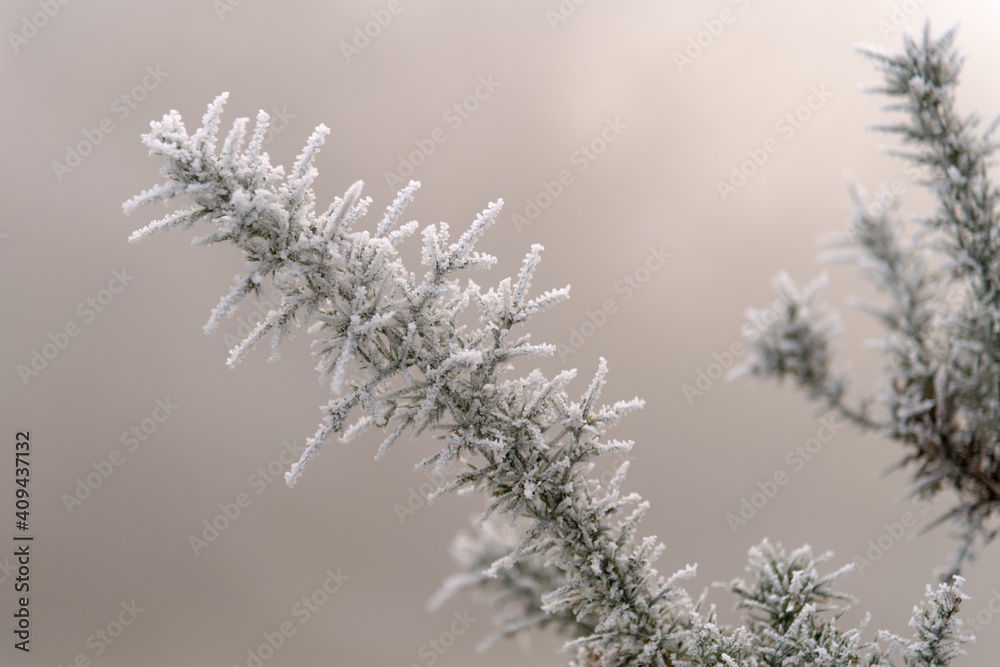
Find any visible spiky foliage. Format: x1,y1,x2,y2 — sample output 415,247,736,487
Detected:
734,23,1000,581
125,87,972,664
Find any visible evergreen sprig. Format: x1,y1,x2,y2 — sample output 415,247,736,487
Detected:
735,23,1000,582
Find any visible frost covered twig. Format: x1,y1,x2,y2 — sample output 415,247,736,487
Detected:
125,88,973,664
735,23,1000,582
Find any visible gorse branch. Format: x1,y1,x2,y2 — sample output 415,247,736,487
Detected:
125,37,974,661
735,22,1000,581
123,92,688,664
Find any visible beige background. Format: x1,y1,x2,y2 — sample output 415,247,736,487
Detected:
3,1,1000,665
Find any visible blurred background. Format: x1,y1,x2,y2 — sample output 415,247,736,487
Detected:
3,1,1000,665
